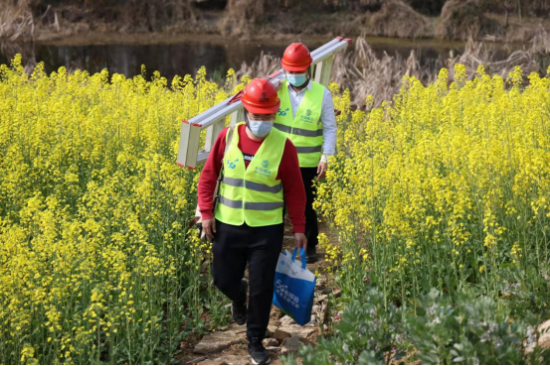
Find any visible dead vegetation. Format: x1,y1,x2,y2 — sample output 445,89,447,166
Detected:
219,0,263,38
126,0,195,32
1,0,197,41
236,51,280,81
0,0,548,43
335,33,550,107
437,0,503,41
366,0,431,39
0,0,38,41
237,31,550,109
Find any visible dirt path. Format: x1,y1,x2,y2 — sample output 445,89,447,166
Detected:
179,219,338,365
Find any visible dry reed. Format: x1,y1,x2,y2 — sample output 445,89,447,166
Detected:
0,2,34,41
367,0,431,39
238,31,550,108
437,0,503,41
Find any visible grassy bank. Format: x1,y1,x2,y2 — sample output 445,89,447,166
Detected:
1,0,549,44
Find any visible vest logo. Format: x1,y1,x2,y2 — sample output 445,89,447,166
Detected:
300,113,315,123
255,161,272,178
255,166,272,177
300,108,316,123
278,108,289,117
226,158,239,169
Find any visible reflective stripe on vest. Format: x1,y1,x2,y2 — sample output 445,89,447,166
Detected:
215,122,286,227
222,176,283,193
218,196,285,211
296,146,322,153
275,80,325,168
273,123,324,137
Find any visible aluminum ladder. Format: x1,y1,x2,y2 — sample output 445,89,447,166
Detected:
176,36,352,169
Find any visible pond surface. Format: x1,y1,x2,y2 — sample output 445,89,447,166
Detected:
0,36,533,81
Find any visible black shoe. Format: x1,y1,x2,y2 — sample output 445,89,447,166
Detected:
306,246,318,263
248,341,270,365
231,280,247,325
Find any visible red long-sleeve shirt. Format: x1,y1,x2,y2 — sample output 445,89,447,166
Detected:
198,124,306,233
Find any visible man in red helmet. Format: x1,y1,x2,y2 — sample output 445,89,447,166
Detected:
198,78,307,365
275,42,337,263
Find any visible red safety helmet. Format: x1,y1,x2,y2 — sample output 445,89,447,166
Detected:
241,78,280,114
281,43,312,72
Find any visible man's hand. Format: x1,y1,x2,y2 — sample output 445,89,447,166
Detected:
272,79,284,90
317,161,327,180
202,218,216,239
294,233,307,249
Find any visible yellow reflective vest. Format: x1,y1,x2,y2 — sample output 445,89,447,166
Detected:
275,80,325,168
215,123,286,227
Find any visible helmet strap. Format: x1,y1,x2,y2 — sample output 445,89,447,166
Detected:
286,68,311,91
297,74,311,89
244,110,250,127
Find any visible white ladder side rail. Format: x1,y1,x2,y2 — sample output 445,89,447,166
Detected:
177,37,352,169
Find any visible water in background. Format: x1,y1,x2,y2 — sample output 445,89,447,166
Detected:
0,37,478,81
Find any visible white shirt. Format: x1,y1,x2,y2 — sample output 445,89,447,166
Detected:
286,81,337,157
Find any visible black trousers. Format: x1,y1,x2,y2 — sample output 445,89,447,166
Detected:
212,220,284,341
301,167,319,247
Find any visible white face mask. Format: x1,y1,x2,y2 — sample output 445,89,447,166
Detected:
248,120,273,137
287,73,307,87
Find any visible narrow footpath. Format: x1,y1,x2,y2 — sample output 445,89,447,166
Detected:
180,219,339,365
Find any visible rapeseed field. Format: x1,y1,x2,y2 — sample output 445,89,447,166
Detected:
0,56,243,364
302,65,550,364
2,55,550,364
